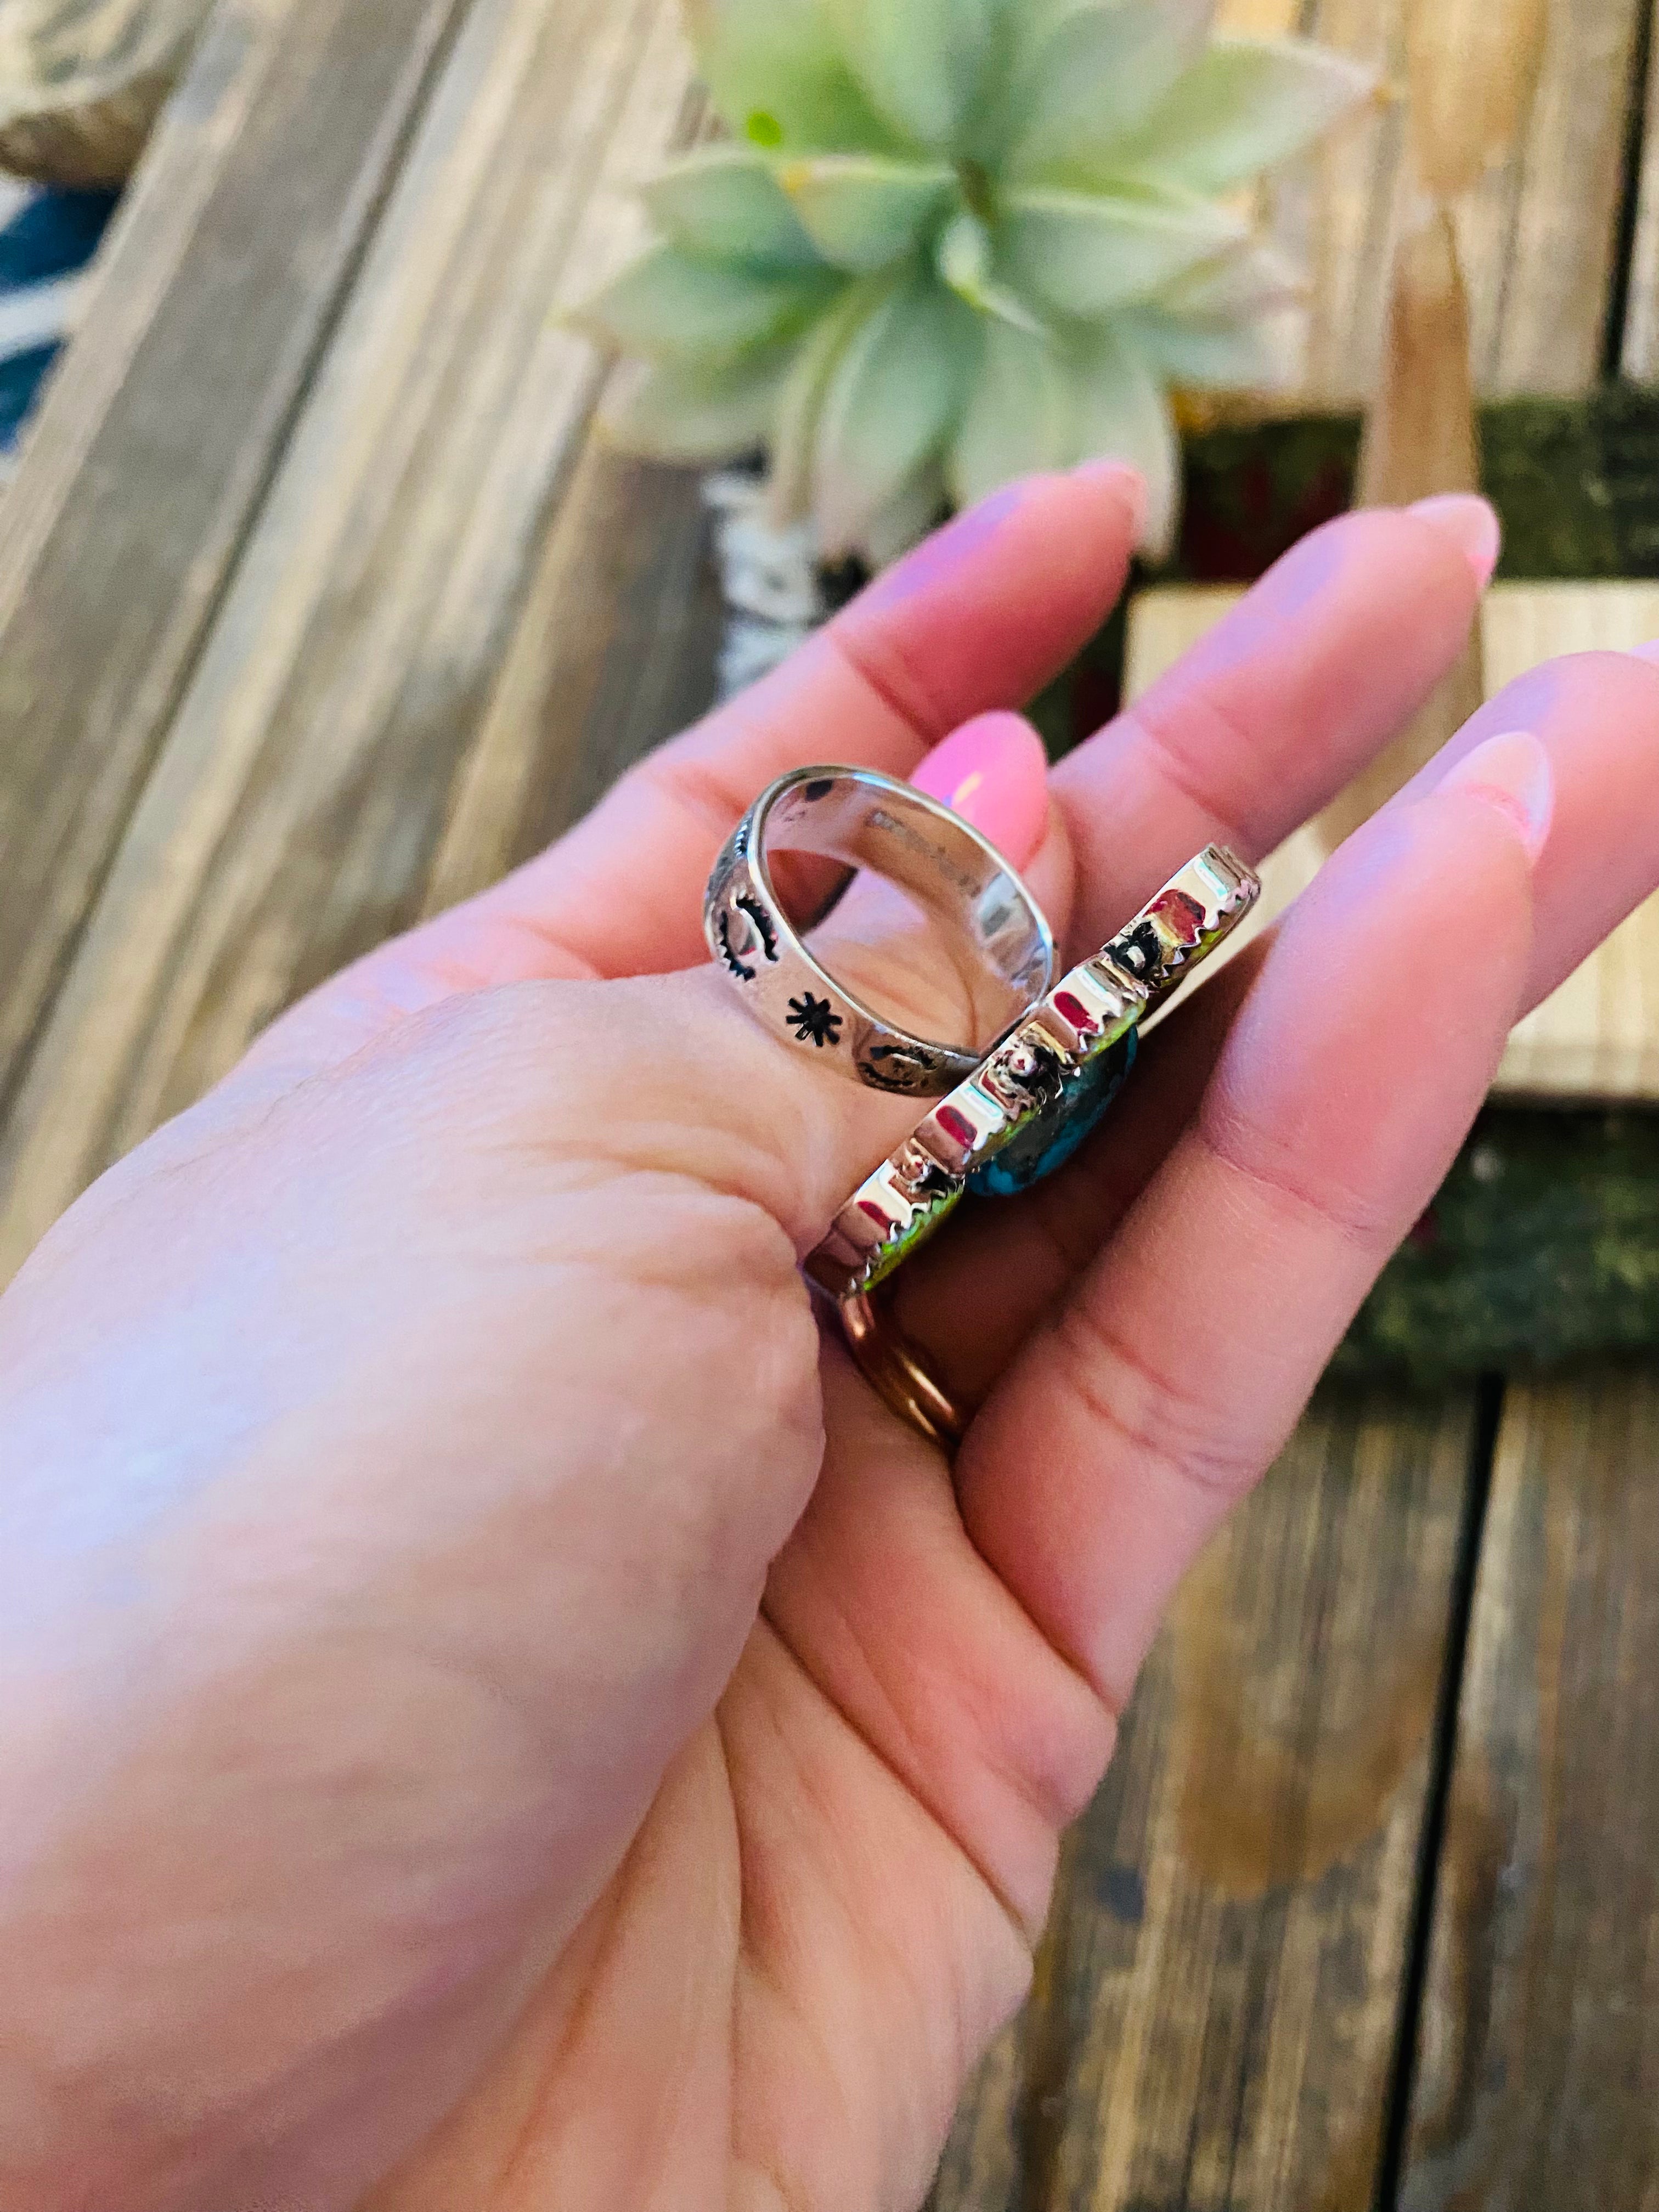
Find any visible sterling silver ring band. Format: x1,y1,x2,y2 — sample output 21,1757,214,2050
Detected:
704,764,1056,1095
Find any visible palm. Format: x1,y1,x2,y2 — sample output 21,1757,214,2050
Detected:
366,1362,1074,2211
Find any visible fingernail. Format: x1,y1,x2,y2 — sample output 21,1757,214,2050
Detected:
1439,727,1554,863
912,711,1049,867
1408,493,1502,588
1629,638,1659,663
1072,456,1148,543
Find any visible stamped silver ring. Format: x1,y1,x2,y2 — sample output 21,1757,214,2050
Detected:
704,764,1056,1096
807,845,1261,1302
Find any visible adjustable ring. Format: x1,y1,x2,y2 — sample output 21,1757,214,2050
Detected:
807,846,1260,1302
704,765,1055,1096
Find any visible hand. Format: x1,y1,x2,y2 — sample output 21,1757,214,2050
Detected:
4,469,1657,2212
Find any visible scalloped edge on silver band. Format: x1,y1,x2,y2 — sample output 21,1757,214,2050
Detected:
805,846,1260,1300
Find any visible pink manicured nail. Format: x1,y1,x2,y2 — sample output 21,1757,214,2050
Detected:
1408,493,1502,588
1629,637,1659,663
1072,456,1148,542
912,711,1049,868
1439,727,1554,863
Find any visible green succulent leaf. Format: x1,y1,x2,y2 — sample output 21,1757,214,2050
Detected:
768,275,890,519
1117,304,1294,390
599,349,791,461
573,242,843,362
1155,236,1305,319
683,0,899,153
936,209,1043,331
775,153,958,272
949,318,1075,506
640,148,822,267
862,459,950,567
997,182,1247,319
999,0,1216,182
825,0,1006,150
1105,37,1376,193
1070,326,1182,554
812,275,973,552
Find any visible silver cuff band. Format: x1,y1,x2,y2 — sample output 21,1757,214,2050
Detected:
704,765,1056,1095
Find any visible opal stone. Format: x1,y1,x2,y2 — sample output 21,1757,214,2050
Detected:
968,1030,1138,1198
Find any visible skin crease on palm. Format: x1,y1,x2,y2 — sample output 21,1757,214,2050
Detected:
5,469,1659,2212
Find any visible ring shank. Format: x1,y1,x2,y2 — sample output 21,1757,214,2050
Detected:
758,774,1051,1028
706,765,1056,1096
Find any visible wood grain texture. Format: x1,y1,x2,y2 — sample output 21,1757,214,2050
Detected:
425,430,721,916
1399,1367,1659,2211
926,2017,1026,2212
0,0,468,1095
1125,579,1659,1101
1620,0,1659,380
932,1389,1479,2212
0,0,701,1278
1321,204,1485,854
1237,0,1644,405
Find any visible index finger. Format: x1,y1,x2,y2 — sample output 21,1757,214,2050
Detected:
461,464,1144,977
239,467,1141,1082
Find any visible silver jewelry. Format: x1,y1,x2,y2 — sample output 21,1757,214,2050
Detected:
704,765,1055,1095
806,847,1260,1300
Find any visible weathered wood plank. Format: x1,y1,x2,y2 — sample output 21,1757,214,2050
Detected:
425,433,721,916
0,0,701,1278
931,1389,1480,2212
1125,579,1659,1101
1464,0,1643,394
1398,1368,1659,2210
1619,0,1659,379
0,0,469,1091
925,2016,1025,2212
1234,0,1644,405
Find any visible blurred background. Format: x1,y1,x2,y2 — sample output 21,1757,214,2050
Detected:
1,1,1656,2204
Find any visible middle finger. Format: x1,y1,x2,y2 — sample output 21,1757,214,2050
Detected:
1051,495,1496,959
888,642,1659,1410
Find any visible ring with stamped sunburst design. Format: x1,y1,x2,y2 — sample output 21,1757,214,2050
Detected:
704,763,1056,1096
806,845,1260,1300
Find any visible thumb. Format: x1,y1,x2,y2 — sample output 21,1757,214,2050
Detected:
591,713,1075,1256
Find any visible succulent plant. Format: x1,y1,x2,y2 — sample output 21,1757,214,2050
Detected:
577,0,1373,563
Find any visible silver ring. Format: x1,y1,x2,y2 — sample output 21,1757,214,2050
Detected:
806,846,1260,1299
704,765,1055,1095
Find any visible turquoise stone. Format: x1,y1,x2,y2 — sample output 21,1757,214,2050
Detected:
968,1030,1138,1198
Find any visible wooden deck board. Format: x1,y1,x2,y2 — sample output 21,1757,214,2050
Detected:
0,0,698,1276
1399,1369,1659,2210
1221,0,1644,405
0,0,470,1094
931,1389,1480,2212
